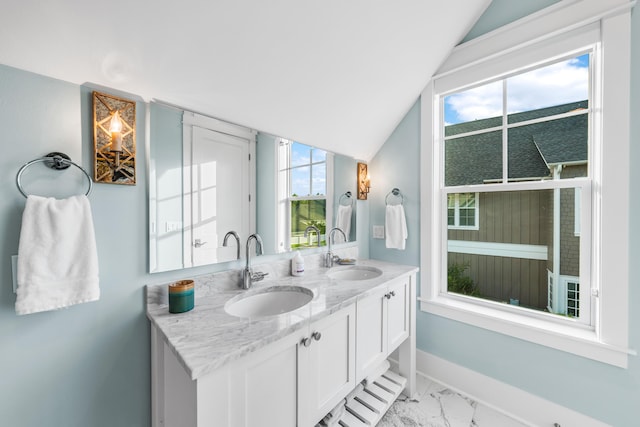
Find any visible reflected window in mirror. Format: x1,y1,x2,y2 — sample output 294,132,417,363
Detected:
278,140,334,251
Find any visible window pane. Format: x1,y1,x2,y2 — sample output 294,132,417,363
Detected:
312,148,327,163
311,164,326,196
444,80,503,131
445,131,503,186
447,189,581,318
507,54,589,120
459,208,475,226
459,193,475,208
507,114,588,181
290,200,327,248
291,143,311,167
290,166,310,196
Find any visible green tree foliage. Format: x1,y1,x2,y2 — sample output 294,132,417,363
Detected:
447,263,480,297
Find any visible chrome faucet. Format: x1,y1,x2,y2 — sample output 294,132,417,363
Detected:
222,230,241,260
242,233,268,289
325,227,347,268
303,225,321,247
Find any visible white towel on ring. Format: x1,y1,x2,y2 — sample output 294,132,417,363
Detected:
385,204,408,250
15,195,100,315
335,204,352,243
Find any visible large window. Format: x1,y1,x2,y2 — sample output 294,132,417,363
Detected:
442,53,591,324
278,140,332,250
420,3,632,367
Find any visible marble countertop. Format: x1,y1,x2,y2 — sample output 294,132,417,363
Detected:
146,258,418,380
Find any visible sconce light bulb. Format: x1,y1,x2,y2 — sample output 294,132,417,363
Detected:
109,111,123,133
109,111,123,152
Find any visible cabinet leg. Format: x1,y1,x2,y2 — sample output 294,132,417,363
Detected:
397,279,416,398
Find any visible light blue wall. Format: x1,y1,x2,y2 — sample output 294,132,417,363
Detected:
369,100,421,270
369,2,640,425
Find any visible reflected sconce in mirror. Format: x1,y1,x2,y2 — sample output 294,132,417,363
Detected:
357,162,370,200
92,91,136,185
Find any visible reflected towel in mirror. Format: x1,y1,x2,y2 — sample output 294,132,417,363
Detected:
335,204,352,243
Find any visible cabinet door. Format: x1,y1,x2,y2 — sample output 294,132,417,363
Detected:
387,278,410,353
300,304,356,426
228,330,303,427
355,287,388,383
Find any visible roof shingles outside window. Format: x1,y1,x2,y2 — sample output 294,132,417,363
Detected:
445,100,588,186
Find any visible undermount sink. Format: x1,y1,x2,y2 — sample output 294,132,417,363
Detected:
225,286,314,318
327,266,383,281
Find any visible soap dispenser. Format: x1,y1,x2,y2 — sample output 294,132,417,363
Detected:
291,251,305,277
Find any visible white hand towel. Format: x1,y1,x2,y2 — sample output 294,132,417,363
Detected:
385,204,408,250
335,204,352,243
15,195,100,315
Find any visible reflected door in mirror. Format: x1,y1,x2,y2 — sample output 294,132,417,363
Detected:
183,113,256,268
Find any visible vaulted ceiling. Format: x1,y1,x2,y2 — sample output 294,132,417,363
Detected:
0,0,490,161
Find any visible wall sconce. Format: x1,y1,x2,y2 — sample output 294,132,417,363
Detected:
93,91,136,185
357,162,371,200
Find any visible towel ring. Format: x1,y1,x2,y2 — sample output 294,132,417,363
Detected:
339,191,353,206
385,188,404,205
16,152,93,198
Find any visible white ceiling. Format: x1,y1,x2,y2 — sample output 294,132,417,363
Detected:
0,0,490,161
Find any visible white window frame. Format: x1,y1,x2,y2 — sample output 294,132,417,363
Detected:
276,139,334,252
419,0,634,368
447,192,479,230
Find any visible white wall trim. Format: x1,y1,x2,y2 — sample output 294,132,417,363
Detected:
416,350,610,427
182,111,257,141
448,240,548,260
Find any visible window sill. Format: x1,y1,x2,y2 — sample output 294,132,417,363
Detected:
419,295,634,368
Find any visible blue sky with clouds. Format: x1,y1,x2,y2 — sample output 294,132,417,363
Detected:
290,142,326,196
444,53,589,125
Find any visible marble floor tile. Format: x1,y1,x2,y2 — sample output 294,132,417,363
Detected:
377,374,526,427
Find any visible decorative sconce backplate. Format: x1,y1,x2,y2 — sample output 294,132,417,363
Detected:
92,91,136,185
357,162,370,200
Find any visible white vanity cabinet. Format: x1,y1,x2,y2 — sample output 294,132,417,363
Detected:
152,304,355,427
149,265,418,427
355,274,414,385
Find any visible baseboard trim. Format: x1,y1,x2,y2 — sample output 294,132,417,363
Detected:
415,350,609,427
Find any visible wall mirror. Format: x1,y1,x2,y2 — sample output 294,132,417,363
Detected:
149,101,357,273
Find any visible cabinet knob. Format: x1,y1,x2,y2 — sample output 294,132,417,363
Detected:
390,291,396,297
385,293,391,300
312,331,322,341
301,337,312,347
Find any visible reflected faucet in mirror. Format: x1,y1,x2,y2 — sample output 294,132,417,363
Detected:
325,227,347,268
242,234,268,289
303,225,321,247
223,231,241,260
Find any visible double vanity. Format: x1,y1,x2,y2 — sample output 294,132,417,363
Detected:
147,254,418,427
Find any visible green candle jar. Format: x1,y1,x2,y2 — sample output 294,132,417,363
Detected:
168,280,195,313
